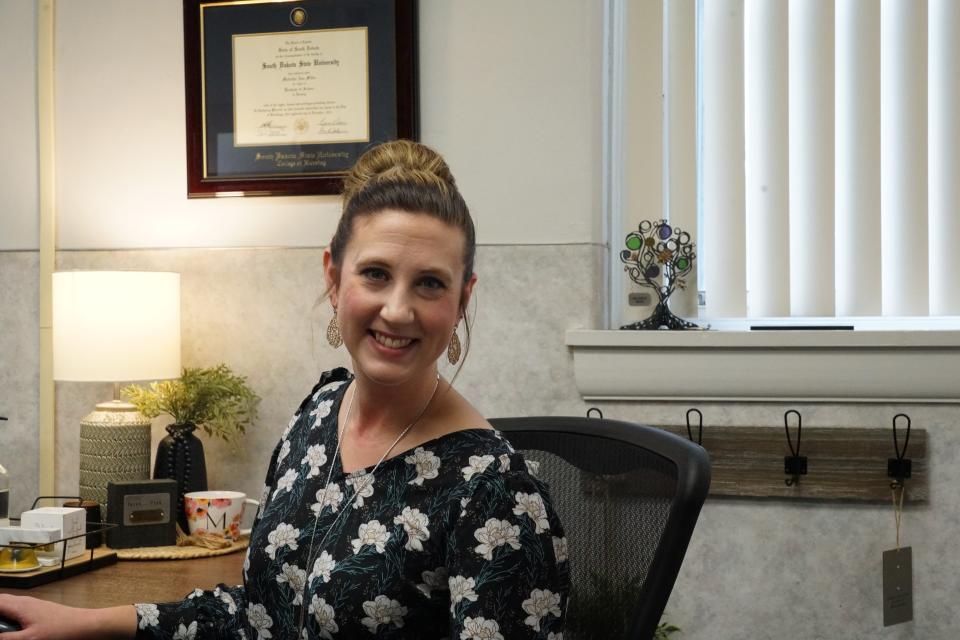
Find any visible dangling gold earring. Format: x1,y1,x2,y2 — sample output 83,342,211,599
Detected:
326,311,343,348
447,327,462,365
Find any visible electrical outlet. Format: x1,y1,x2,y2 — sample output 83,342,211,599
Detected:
698,290,706,307
628,292,652,306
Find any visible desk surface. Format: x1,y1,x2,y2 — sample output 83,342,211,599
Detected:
0,551,244,608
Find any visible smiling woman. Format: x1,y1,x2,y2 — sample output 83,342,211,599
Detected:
326,210,475,391
0,141,571,639
325,140,478,388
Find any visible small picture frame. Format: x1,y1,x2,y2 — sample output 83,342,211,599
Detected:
183,0,418,197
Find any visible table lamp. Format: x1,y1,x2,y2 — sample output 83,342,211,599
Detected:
53,271,181,513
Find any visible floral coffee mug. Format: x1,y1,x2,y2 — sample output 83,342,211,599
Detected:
184,491,258,540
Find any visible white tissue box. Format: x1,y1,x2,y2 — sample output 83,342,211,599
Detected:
20,506,86,560
0,525,60,547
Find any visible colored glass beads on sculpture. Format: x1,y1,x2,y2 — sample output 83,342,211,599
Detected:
620,219,702,330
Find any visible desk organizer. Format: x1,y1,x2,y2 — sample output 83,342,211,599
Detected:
0,496,119,589
0,521,119,588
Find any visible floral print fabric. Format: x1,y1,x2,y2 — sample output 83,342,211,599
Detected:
135,368,569,639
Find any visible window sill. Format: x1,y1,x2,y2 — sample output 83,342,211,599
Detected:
565,329,960,403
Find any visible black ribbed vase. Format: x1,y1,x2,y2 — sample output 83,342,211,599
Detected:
153,423,208,533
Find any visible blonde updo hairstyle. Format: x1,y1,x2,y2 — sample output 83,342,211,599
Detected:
329,139,477,366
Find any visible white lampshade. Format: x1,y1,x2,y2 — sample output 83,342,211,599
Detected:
53,271,181,382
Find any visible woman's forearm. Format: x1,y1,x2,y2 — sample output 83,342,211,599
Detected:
76,604,139,639
0,595,139,639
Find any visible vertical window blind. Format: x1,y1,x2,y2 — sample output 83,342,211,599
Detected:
666,0,960,321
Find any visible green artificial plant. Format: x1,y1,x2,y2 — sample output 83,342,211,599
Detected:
123,364,260,442
655,621,682,639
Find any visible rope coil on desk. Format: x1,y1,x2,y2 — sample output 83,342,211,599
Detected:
115,536,249,561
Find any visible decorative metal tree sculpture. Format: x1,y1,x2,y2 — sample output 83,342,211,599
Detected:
620,219,702,330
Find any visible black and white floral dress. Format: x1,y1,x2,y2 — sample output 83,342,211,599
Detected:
135,368,569,639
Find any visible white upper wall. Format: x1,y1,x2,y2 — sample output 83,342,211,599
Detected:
0,0,602,250
0,0,39,250
52,0,340,250
420,1,603,245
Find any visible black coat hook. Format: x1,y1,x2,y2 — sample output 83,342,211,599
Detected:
686,408,703,445
784,409,807,486
887,413,912,489
586,407,603,419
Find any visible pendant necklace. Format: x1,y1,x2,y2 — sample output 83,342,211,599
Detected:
296,372,442,636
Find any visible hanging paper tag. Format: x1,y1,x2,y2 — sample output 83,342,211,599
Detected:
882,547,913,626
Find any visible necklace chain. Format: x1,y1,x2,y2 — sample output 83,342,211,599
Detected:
296,373,441,634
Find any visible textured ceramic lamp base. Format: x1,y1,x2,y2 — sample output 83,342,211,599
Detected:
79,401,151,516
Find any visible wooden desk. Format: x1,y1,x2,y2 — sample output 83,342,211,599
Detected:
0,552,244,608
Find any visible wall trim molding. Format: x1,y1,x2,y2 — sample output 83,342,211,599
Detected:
601,0,626,329
38,0,56,496
566,329,960,403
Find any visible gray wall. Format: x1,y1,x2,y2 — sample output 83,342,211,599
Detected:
605,402,959,638
0,253,40,518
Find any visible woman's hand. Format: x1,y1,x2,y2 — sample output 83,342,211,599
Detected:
0,594,136,640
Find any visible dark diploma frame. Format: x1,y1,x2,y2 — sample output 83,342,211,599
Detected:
183,0,418,197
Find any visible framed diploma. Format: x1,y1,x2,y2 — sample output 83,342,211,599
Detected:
183,0,418,197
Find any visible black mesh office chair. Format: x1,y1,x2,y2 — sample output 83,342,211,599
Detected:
490,416,711,640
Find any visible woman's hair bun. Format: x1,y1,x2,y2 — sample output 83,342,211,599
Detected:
343,139,455,205
331,138,475,289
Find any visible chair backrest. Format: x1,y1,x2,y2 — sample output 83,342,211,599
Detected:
490,416,711,640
